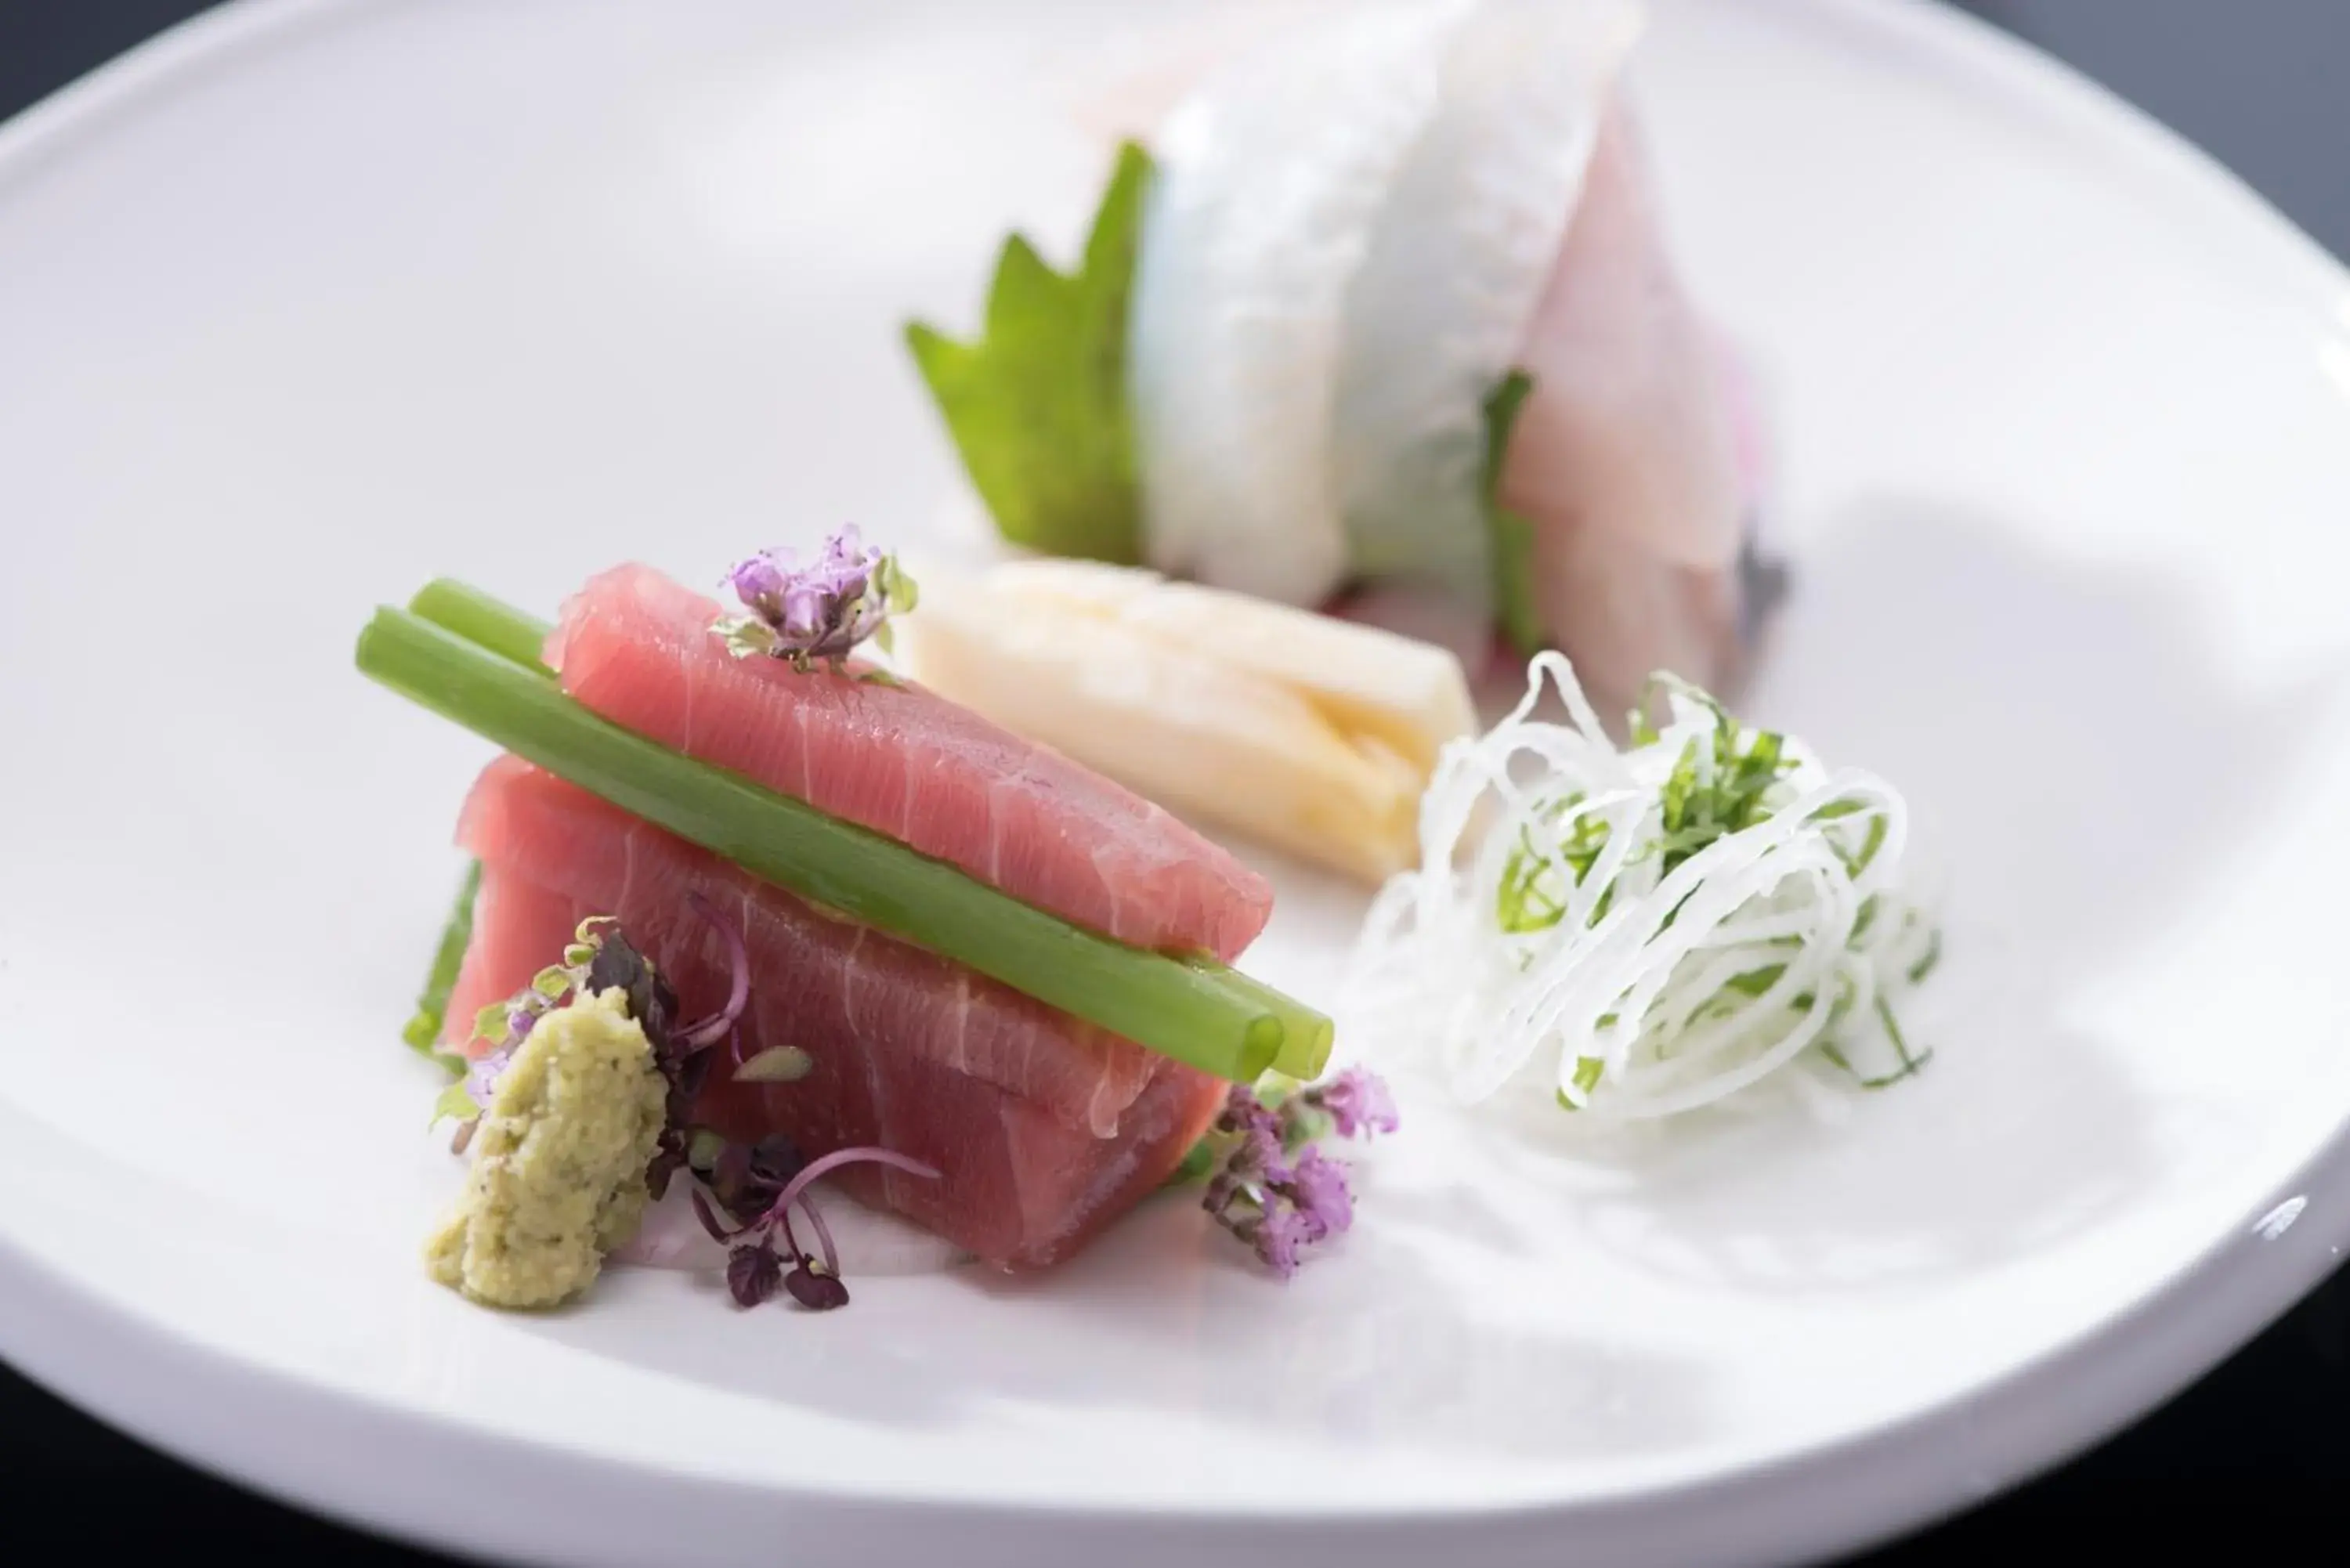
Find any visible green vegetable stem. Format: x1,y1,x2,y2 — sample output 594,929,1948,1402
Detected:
403,858,482,1075
360,587,1331,1085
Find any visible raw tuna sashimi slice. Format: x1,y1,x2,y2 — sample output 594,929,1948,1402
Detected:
544,564,1272,962
445,757,1224,1270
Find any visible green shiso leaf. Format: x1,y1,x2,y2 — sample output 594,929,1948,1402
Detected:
403,861,480,1078
904,142,1155,565
1481,369,1544,657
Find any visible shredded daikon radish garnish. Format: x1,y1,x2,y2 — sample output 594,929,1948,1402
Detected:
1343,654,1939,1120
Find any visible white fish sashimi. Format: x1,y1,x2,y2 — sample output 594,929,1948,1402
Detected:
1127,0,1475,606
1503,105,1744,569
1332,0,1646,615
1108,0,1766,722
1502,102,1752,717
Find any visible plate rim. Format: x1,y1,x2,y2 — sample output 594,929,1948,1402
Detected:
2,0,2347,1563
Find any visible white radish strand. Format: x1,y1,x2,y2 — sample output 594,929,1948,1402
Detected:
1343,653,1936,1120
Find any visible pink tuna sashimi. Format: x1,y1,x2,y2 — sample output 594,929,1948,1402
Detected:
1499,103,1765,720
444,757,1224,1270
544,564,1271,962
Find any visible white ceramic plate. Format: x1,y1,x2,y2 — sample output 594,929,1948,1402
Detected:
5,2,2349,1563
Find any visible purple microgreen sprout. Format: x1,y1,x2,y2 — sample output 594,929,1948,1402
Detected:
691,1186,737,1245
700,1145,942,1313
1192,1068,1397,1279
674,891,750,1050
747,1133,806,1182
726,1241,784,1308
784,1263,852,1313
714,526,919,674
638,897,765,1199
788,1187,839,1277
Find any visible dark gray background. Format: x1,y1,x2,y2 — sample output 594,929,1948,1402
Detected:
3,1,2345,1560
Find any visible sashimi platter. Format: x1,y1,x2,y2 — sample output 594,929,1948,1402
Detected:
374,0,1935,1317
9,0,2350,1561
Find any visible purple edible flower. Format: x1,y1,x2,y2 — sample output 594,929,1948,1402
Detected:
462,1045,514,1111
1213,1082,1290,1179
1194,1068,1396,1280
1241,1122,1290,1185
1284,1147,1353,1240
1246,1202,1322,1278
1221,1150,1355,1279
1302,1068,1400,1140
718,526,916,670
726,552,790,612
1217,1081,1279,1138
1202,1169,1244,1224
